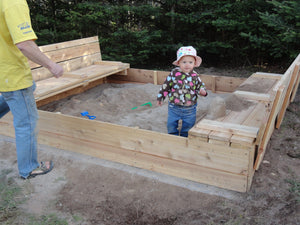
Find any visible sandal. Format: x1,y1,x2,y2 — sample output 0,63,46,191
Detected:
24,161,54,179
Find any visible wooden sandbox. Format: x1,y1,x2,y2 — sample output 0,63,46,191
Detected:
0,37,299,192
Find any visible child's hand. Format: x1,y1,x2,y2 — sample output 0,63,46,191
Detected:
157,101,163,106
200,88,207,96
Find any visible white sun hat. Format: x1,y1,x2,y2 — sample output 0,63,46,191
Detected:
172,46,202,67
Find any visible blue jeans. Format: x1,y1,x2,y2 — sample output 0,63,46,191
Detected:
167,102,197,137
0,83,39,178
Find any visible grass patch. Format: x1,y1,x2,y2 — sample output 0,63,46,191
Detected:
0,169,23,224
286,179,300,203
0,169,72,224
28,214,68,225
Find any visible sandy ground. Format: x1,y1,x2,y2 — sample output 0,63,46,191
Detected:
38,83,254,134
0,71,299,224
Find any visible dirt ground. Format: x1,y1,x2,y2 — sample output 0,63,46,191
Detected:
0,68,299,225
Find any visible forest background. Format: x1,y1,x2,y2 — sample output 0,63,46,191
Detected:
28,0,300,71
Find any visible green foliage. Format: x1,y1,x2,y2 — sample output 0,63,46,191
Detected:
27,0,300,68
29,214,68,225
285,179,300,203
257,0,300,59
0,170,22,223
0,169,72,224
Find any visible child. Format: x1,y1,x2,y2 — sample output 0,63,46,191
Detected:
157,46,207,137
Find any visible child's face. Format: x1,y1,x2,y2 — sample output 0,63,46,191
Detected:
178,55,196,73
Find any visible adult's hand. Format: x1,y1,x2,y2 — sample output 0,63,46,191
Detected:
48,61,63,78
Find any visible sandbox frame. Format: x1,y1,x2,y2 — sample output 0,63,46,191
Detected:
0,37,299,192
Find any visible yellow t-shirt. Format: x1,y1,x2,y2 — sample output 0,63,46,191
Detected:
0,0,37,92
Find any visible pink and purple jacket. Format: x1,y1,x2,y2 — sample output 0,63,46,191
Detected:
157,67,206,106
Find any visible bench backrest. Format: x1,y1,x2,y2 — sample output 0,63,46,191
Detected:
30,36,101,81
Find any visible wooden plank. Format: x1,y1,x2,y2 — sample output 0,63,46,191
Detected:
35,77,82,98
62,73,87,79
40,133,249,192
246,166,255,192
188,127,211,139
109,69,246,92
110,68,156,83
39,111,250,174
36,78,106,107
198,74,246,93
237,76,278,94
233,91,271,101
274,53,300,91
0,111,252,177
290,64,300,102
276,64,299,128
190,110,234,145
230,135,255,148
34,64,128,100
0,114,248,192
240,102,269,129
231,102,270,147
254,86,284,170
208,103,257,144
214,76,246,93
32,53,102,81
153,71,158,85
69,65,118,78
29,42,100,69
252,72,283,79
211,76,216,93
156,71,169,84
94,60,129,68
197,119,259,138
38,36,99,53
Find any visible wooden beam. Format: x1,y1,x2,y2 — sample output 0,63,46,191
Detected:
209,105,257,144
254,86,284,170
38,36,99,53
195,119,259,138
109,69,246,92
231,102,270,148
34,64,129,101
234,91,271,101
32,53,102,81
36,78,106,107
252,72,283,79
214,76,245,93
29,42,100,69
0,111,252,192
211,76,216,93
276,64,299,128
237,76,278,94
274,53,300,91
153,71,158,85
290,64,300,102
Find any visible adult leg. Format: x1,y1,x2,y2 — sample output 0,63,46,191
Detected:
167,102,180,136
0,95,10,118
180,104,197,137
1,84,39,178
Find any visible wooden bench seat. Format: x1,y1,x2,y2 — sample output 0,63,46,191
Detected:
189,72,282,146
30,36,129,103
189,100,268,146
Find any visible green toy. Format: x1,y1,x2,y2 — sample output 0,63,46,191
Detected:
131,101,152,110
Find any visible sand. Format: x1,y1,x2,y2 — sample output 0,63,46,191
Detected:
39,82,253,134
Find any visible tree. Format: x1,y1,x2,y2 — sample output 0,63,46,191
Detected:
27,0,299,68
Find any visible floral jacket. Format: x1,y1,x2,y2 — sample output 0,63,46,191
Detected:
157,67,206,106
